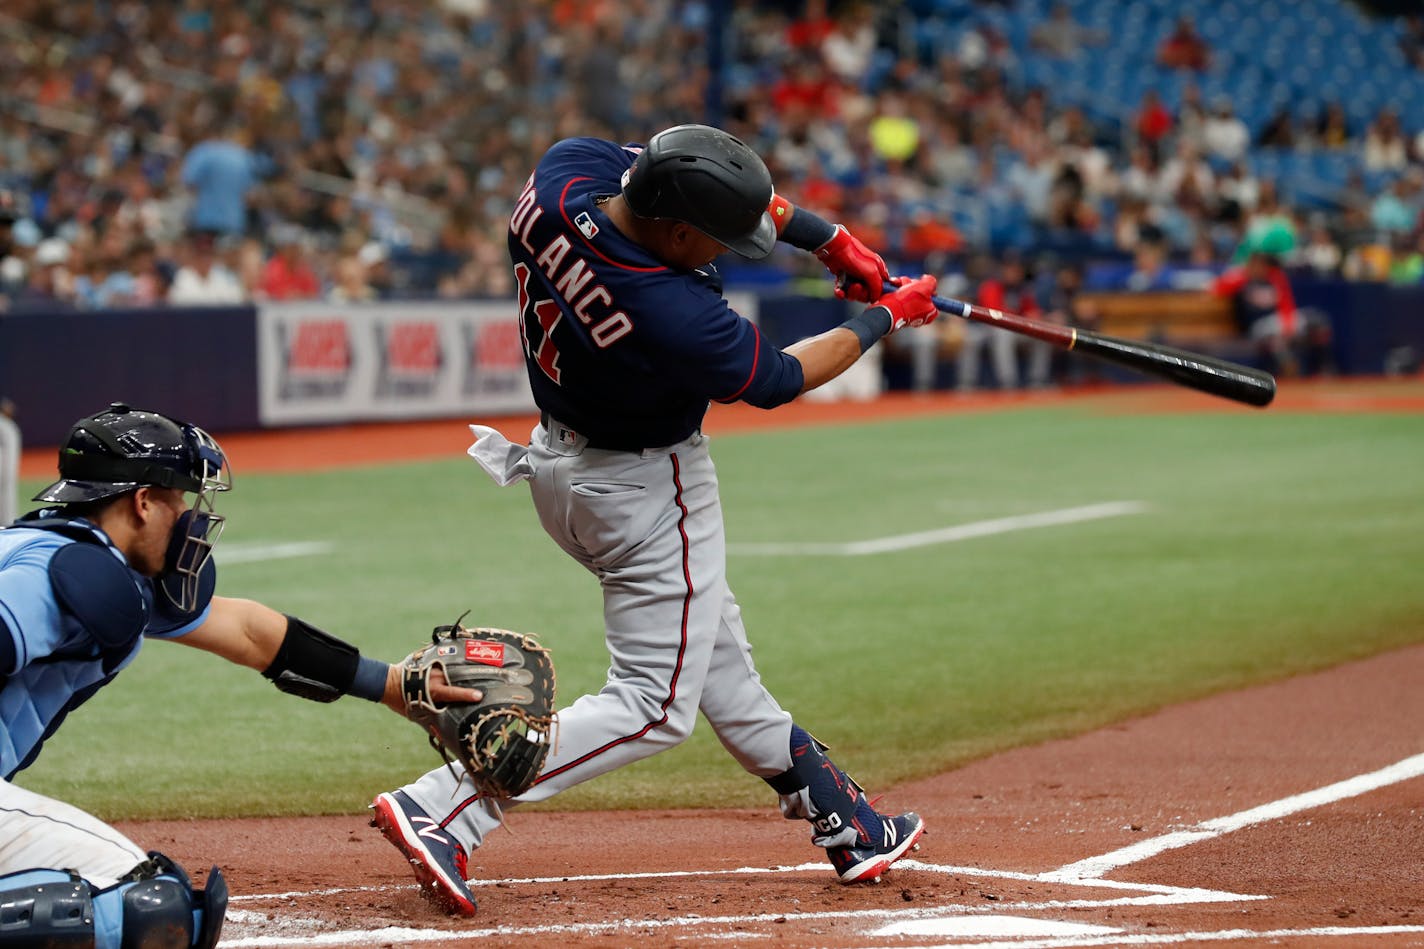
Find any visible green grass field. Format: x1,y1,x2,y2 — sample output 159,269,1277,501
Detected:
15,400,1424,820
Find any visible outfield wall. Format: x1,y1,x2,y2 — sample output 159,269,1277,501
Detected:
1,283,1420,445
0,305,261,446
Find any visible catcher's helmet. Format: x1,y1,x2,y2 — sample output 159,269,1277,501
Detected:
35,403,232,611
35,403,229,504
621,124,777,259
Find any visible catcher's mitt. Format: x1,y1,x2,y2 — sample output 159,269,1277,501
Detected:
402,613,556,799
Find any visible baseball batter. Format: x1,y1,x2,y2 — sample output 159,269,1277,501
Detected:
373,124,940,917
0,404,479,948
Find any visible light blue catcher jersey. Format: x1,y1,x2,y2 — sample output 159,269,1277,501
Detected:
0,517,213,778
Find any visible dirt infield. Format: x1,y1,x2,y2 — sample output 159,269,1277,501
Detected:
120,642,1424,948
31,379,1424,946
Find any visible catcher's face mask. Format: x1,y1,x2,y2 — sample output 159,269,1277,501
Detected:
159,424,231,612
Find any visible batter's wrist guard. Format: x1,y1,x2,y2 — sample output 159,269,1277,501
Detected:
838,306,894,354
778,203,838,251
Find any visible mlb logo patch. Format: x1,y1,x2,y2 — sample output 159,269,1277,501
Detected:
556,426,579,446
575,211,599,239
466,640,506,666
436,644,458,657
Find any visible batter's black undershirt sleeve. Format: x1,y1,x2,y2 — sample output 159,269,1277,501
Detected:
779,205,838,252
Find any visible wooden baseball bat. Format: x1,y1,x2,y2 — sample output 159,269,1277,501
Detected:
929,295,1277,408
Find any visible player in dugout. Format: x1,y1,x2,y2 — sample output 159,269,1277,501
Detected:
0,403,480,949
371,124,938,916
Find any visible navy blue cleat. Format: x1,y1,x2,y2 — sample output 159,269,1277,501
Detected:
370,790,477,916
826,811,925,884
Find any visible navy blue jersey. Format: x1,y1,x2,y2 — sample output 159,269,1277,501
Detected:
508,138,804,448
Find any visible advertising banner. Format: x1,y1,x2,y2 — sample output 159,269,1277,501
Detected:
257,301,535,425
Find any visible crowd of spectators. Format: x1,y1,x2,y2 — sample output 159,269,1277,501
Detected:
3,0,1424,317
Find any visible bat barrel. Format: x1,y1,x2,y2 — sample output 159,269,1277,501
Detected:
1073,329,1277,407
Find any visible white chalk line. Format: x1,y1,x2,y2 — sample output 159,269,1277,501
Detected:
217,894,1254,948
727,501,1148,556
227,860,1252,906
1047,751,1424,882
220,862,1261,947
220,737,1424,947
215,541,334,565
858,925,1424,949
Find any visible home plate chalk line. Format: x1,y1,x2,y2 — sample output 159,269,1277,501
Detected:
219,751,1424,948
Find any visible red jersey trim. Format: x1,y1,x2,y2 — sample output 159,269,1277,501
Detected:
715,322,762,404
560,177,666,273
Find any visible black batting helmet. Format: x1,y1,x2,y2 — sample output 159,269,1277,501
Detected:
35,403,230,504
621,125,777,259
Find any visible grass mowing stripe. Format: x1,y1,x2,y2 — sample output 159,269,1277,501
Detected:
12,407,1424,818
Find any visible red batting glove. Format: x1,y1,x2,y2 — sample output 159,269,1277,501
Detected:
814,225,891,303
877,274,940,332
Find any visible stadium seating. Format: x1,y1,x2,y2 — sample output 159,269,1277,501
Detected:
912,0,1424,209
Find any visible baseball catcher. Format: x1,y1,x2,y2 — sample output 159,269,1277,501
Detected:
401,613,556,799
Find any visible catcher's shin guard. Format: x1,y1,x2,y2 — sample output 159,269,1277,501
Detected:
0,853,226,949
0,869,93,947
765,725,924,883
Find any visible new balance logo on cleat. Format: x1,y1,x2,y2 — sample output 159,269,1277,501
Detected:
414,818,449,845
825,811,925,885
370,791,478,916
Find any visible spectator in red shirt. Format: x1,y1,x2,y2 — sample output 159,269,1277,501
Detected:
1135,89,1174,159
1139,86,1173,148
770,53,839,118
957,254,1041,391
260,227,321,301
901,208,963,260
1158,16,1210,71
785,0,834,53
1211,252,1332,376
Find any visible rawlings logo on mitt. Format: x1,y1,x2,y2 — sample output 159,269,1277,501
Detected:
402,613,556,799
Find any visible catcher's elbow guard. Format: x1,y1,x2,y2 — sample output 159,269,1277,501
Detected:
262,614,388,703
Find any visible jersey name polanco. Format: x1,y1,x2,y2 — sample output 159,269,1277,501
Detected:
508,138,804,449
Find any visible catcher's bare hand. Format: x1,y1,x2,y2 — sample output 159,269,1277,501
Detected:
382,664,482,718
